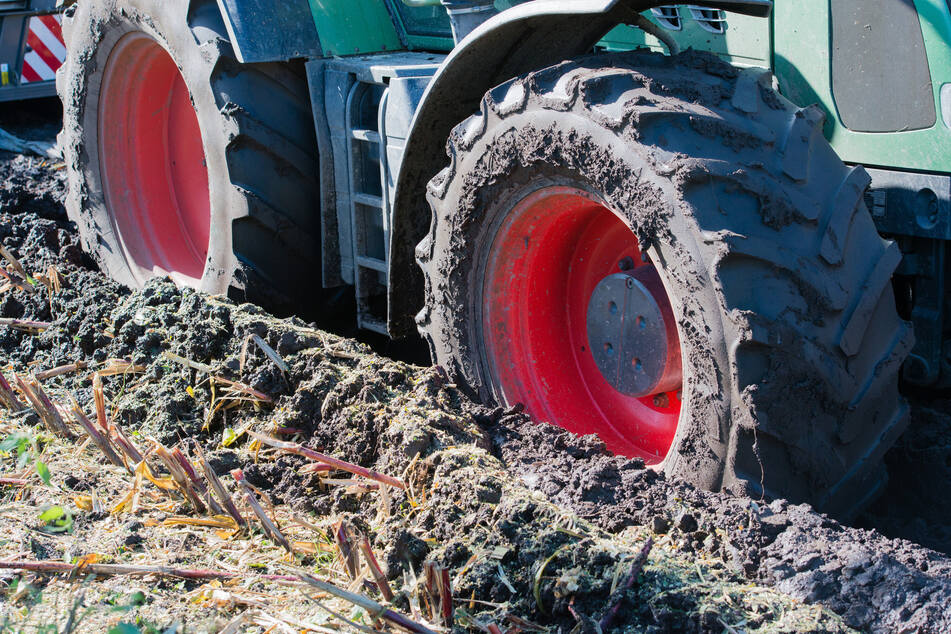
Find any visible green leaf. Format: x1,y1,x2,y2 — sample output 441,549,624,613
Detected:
0,433,29,453
108,624,140,634
221,427,237,447
37,505,72,533
38,506,64,523
35,461,50,486
128,591,146,606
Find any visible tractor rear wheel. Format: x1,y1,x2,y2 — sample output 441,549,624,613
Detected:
58,0,321,312
416,51,913,519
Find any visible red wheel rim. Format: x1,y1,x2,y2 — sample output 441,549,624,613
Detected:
98,32,210,284
483,187,683,463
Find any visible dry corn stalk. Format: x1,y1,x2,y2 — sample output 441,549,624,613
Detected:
34,362,86,381
195,444,246,529
358,536,393,602
13,374,73,438
231,469,291,552
110,420,144,466
95,358,146,377
0,559,299,582
423,562,453,627
296,571,438,634
68,396,124,469
598,537,653,631
251,334,289,374
249,432,405,489
333,521,359,580
0,244,28,281
0,271,34,295
153,443,206,513
163,351,272,404
163,515,238,530
172,447,223,515
91,374,145,464
0,317,48,332
213,377,272,404
0,372,24,412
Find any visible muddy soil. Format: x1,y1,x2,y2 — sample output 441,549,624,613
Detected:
1,100,950,633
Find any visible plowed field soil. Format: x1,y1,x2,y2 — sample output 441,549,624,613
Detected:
0,100,950,634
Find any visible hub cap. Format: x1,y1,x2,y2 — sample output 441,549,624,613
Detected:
586,266,681,398
483,187,683,462
98,32,210,285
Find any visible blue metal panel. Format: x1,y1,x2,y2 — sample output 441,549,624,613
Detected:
215,0,322,63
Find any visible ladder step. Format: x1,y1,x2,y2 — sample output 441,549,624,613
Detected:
356,256,388,272
353,193,383,208
351,129,381,143
358,316,388,335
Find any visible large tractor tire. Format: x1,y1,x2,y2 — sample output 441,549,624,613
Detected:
58,0,321,313
416,51,913,519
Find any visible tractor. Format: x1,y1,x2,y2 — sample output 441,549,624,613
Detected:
56,0,938,520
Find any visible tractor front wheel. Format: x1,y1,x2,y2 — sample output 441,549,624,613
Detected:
416,51,913,519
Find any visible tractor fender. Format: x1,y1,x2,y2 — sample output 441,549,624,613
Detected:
387,0,772,337
214,0,321,63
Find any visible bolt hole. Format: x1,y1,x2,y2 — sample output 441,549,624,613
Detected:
637,315,646,328
604,342,614,356
609,301,618,315
633,358,642,372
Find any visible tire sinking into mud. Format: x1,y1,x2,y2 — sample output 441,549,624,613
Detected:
416,50,913,520
57,0,322,313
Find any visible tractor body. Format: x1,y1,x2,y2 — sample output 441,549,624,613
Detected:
55,0,940,516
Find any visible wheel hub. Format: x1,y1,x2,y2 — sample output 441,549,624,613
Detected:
482,186,684,461
586,265,681,398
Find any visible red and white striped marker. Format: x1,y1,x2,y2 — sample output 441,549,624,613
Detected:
21,14,66,84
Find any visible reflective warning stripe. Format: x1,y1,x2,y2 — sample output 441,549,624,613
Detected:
21,14,65,84
33,15,67,62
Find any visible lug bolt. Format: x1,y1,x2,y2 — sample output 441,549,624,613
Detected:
618,257,634,271
653,393,670,408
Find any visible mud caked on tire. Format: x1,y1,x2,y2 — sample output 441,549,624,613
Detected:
417,50,912,519
58,0,320,312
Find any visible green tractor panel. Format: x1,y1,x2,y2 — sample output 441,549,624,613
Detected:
58,0,938,520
